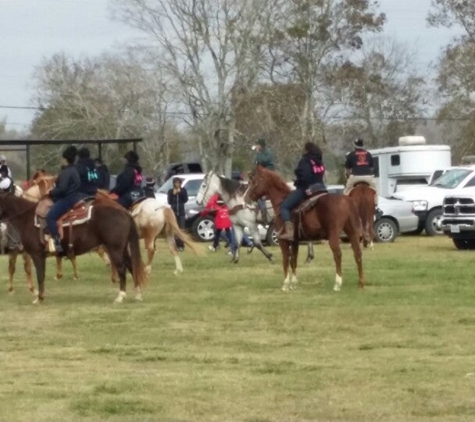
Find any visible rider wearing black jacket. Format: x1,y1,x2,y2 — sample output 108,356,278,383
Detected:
111,151,144,209
279,142,325,241
76,147,98,197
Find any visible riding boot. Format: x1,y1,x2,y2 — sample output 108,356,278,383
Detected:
279,221,295,241
53,236,64,254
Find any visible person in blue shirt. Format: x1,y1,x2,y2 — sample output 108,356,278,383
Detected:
46,146,82,253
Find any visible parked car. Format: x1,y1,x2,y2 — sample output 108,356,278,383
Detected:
439,193,475,249
392,166,475,235
162,162,203,183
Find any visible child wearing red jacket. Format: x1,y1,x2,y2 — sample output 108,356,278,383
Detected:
201,194,233,252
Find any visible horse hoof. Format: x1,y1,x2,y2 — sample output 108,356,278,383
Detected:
145,266,152,275
282,286,290,292
32,296,43,305
135,294,143,302
73,277,78,281
333,285,341,292
54,276,62,281
173,270,183,276
8,289,14,295
114,291,127,304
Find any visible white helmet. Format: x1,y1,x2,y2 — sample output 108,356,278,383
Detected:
0,155,6,162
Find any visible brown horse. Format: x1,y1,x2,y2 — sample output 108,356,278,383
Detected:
0,193,146,304
349,183,375,248
245,166,364,291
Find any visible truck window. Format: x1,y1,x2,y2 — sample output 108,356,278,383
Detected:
464,175,475,188
390,155,400,166
184,179,204,196
373,157,379,177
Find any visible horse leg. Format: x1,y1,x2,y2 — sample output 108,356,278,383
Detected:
232,226,243,264
98,248,117,283
166,232,183,276
280,241,291,292
23,252,36,295
248,223,273,263
329,233,343,292
140,228,156,275
350,233,365,289
305,242,314,263
54,256,63,280
30,252,46,304
290,241,300,290
108,249,127,304
8,249,18,294
123,249,142,301
70,256,79,280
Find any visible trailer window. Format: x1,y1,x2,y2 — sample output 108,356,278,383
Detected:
373,157,379,177
390,154,400,166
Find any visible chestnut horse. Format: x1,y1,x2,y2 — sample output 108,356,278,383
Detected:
245,166,364,292
349,183,375,248
4,174,82,295
0,193,146,304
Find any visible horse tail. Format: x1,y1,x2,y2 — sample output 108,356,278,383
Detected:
163,207,199,254
127,214,147,286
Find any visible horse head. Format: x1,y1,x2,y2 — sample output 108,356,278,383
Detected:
196,171,221,206
245,166,270,202
23,173,57,201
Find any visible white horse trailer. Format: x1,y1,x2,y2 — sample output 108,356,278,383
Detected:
369,136,451,198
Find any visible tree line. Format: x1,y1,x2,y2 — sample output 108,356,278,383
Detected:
3,0,474,180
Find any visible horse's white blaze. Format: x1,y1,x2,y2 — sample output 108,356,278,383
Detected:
333,274,343,292
114,290,127,303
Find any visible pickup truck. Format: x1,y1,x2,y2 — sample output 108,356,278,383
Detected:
392,166,475,235
440,193,475,249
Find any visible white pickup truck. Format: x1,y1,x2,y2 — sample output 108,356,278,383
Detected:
392,166,475,235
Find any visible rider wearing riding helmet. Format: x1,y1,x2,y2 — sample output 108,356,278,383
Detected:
110,150,144,209
76,147,99,197
279,142,325,241
46,146,82,253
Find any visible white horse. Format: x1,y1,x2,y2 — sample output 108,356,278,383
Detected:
103,198,198,282
196,171,274,264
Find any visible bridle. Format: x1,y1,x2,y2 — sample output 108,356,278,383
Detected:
199,172,215,205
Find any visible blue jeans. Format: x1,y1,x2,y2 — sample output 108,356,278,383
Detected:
46,194,81,238
258,198,265,211
280,189,306,222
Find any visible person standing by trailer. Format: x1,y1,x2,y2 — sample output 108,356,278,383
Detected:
167,177,188,251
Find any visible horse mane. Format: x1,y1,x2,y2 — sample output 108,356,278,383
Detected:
219,176,247,196
257,166,291,194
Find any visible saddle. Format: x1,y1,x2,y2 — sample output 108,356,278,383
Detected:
129,197,148,216
290,187,328,240
35,197,95,253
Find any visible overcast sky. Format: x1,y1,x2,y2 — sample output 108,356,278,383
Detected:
0,0,463,131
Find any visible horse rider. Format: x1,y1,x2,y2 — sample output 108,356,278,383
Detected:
0,165,14,193
344,138,378,206
253,138,275,224
144,177,156,198
46,146,82,254
279,142,325,241
0,155,12,179
110,150,144,209
76,147,99,197
94,157,110,190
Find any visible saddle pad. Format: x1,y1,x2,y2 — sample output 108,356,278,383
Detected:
34,204,93,228
297,192,328,213
350,183,377,194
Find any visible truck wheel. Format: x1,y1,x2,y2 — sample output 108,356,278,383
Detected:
191,216,215,242
266,222,279,246
453,238,471,250
374,218,398,243
425,208,443,236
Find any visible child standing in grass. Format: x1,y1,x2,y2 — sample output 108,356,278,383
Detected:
201,194,234,252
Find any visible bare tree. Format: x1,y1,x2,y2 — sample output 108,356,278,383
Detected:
30,51,177,174
113,0,274,176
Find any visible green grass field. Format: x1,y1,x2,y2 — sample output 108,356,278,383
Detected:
1,236,475,422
